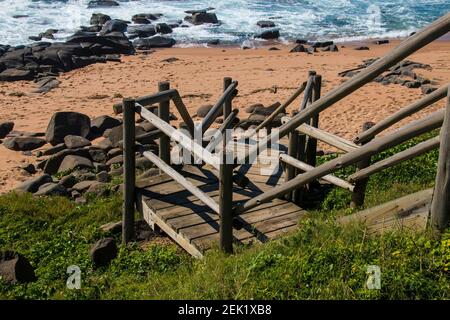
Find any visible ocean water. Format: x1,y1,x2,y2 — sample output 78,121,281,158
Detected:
0,0,449,47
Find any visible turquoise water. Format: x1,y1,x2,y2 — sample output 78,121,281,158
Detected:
0,0,449,46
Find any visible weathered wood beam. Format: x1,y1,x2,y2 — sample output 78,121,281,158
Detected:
234,108,445,214
253,81,307,132
355,85,448,144
280,153,355,192
136,103,221,170
113,89,175,114
237,13,450,166
205,108,239,153
142,150,220,214
223,77,233,119
158,81,171,164
171,92,196,137
349,135,440,183
430,85,450,230
219,149,234,253
122,98,136,244
200,81,238,134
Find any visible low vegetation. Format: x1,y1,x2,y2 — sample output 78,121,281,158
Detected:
0,131,449,300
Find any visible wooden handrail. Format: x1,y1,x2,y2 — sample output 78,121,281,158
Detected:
281,117,359,152
235,13,450,167
279,153,355,192
355,85,448,144
136,102,221,170
142,150,220,214
205,108,239,153
113,89,175,114
234,108,445,214
348,135,440,182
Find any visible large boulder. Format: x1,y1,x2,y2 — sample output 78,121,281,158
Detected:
127,25,156,38
0,68,34,81
45,112,91,146
132,13,160,24
90,238,117,268
133,36,176,49
34,182,68,196
186,12,219,25
90,13,111,26
2,137,46,151
257,21,275,28
255,29,280,40
101,19,128,34
155,23,172,34
43,148,92,174
90,115,121,136
58,155,94,173
0,251,36,284
0,121,14,138
14,174,53,193
103,124,145,147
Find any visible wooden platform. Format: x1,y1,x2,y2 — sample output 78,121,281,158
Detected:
338,188,432,234
136,149,307,258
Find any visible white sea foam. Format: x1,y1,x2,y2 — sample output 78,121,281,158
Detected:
0,0,448,46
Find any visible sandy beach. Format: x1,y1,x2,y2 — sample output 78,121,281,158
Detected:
0,40,449,193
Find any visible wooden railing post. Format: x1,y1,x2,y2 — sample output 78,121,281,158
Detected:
287,130,299,201
158,81,171,165
223,77,232,119
430,85,450,230
350,122,375,208
306,74,322,168
219,145,234,254
122,98,136,244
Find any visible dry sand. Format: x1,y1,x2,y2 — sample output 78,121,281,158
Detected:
0,40,449,193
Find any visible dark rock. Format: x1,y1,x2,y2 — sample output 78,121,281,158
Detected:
268,47,280,51
133,36,176,49
127,25,156,38
404,80,421,88
295,39,308,44
72,180,97,192
207,39,220,46
100,19,128,34
45,112,91,146
132,13,159,24
14,174,53,193
106,155,123,166
135,156,152,170
195,104,216,118
21,163,36,174
155,23,172,34
245,103,264,113
85,181,109,197
91,115,121,137
3,137,46,151
0,68,34,81
322,44,339,52
80,25,103,33
94,138,113,151
90,13,111,26
87,0,119,9
89,148,108,163
312,41,334,48
307,46,317,54
421,85,437,95
374,39,389,45
0,251,36,284
103,124,145,148
58,155,94,173
96,171,110,183
43,148,92,174
32,76,60,93
255,29,280,40
59,174,77,188
186,12,219,25
355,46,370,50
64,135,92,149
290,44,307,53
107,147,122,159
138,121,157,132
0,121,14,138
257,21,275,28
185,8,215,15
34,182,68,196
42,143,66,156
90,238,117,268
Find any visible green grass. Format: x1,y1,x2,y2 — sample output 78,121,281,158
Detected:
0,130,449,300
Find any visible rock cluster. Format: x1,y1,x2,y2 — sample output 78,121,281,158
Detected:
339,58,438,93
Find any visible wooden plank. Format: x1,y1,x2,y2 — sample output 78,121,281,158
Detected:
141,201,204,258
430,84,450,230
158,81,171,165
